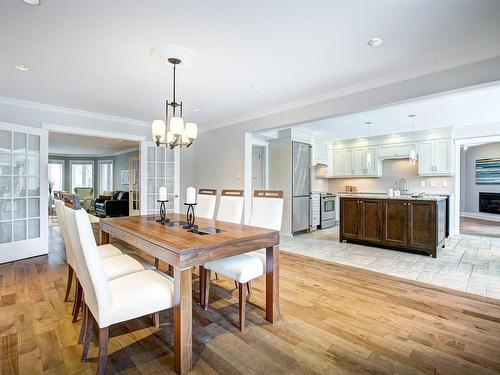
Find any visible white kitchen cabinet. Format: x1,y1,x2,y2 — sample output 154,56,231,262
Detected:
344,149,354,176
378,143,412,159
312,140,328,166
418,139,453,176
332,149,343,176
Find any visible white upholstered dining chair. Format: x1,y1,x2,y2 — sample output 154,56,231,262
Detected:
215,189,244,224
56,195,156,323
202,190,283,331
66,207,174,375
196,188,217,219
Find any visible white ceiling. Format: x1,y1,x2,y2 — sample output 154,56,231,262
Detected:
2,1,500,132
292,83,500,140
49,133,138,156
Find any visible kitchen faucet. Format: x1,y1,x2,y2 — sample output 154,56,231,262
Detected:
395,177,408,194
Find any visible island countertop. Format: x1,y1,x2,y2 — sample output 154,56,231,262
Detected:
338,193,448,201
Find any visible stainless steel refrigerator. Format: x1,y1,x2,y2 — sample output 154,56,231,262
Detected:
292,141,311,234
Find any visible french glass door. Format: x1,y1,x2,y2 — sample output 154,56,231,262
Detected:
128,156,140,216
0,122,48,263
140,141,180,215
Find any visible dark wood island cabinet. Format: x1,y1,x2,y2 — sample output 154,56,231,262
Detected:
340,196,447,258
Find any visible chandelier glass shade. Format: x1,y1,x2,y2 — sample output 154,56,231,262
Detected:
151,58,197,148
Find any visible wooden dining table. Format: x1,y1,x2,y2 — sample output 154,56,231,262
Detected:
99,213,280,374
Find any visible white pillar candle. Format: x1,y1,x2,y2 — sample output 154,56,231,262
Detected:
159,186,167,201
186,186,196,204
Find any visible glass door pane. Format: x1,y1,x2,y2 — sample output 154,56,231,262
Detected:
0,124,47,263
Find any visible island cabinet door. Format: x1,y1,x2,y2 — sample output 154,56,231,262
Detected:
359,199,382,242
340,198,360,240
408,201,436,251
382,200,408,247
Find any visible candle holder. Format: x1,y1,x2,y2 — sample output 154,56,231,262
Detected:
156,200,170,224
183,203,198,230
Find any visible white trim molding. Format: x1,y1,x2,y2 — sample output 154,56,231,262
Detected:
41,123,147,141
0,97,150,128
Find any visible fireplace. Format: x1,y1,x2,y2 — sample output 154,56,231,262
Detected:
479,192,500,215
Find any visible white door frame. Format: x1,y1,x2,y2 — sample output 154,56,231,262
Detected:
453,134,500,235
244,133,270,224
0,121,48,263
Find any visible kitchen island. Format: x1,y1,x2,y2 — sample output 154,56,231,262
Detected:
339,194,447,258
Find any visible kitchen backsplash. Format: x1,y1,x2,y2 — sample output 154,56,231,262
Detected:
327,159,454,194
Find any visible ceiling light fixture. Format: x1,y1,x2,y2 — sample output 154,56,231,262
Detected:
368,37,384,47
193,108,200,112
14,64,29,72
151,58,198,148
250,84,261,91
408,115,417,166
23,0,40,5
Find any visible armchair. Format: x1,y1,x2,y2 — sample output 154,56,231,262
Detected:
94,191,129,217
74,187,94,211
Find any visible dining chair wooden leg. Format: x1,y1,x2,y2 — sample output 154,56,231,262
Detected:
203,269,211,310
97,327,109,375
234,280,238,289
78,300,87,344
80,306,93,363
152,311,160,329
154,257,160,269
246,281,252,298
214,272,219,280
72,282,83,323
198,266,205,306
239,282,247,331
64,265,74,302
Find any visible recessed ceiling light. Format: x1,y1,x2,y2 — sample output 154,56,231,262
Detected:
368,37,384,47
250,85,261,91
23,0,40,5
14,64,29,72
193,108,200,112
118,140,123,143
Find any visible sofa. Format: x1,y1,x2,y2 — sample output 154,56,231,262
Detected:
94,191,129,217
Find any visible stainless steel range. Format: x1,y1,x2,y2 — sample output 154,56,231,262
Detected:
320,193,336,229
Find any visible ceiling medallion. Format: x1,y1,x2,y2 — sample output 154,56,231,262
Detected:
151,58,198,149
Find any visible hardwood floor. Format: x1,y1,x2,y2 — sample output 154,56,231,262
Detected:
1,226,500,374
460,216,500,238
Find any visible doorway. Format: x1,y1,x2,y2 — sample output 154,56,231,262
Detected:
459,141,500,237
252,144,268,192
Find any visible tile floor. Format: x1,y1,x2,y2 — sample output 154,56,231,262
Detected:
281,226,500,299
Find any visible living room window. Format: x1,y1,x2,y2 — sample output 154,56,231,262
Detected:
98,160,113,195
48,160,64,192
70,161,94,193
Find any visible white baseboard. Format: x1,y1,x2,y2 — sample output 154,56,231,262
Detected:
460,211,500,222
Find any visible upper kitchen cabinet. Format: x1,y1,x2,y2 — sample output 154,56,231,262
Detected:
312,140,328,166
328,147,379,177
418,139,453,176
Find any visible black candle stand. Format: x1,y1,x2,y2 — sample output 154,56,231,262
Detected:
183,202,197,230
156,200,170,224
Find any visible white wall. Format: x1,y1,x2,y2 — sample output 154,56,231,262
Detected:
194,57,500,196
461,142,500,214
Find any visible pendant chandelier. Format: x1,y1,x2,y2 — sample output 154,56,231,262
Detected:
151,58,198,148
408,114,417,166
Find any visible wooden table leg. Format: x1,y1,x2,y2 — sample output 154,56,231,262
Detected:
173,267,192,375
265,245,279,323
100,230,109,245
